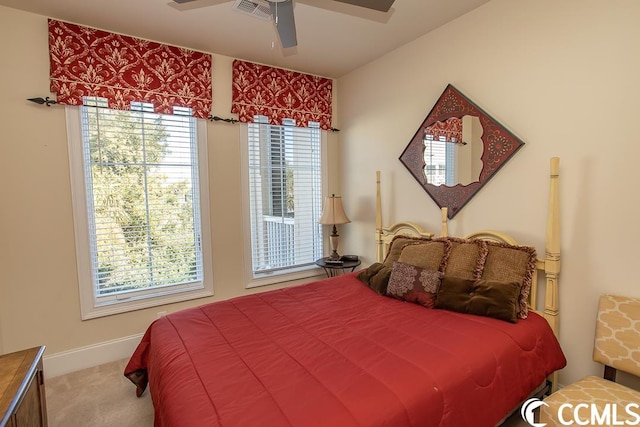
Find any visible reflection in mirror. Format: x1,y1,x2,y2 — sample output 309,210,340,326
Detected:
423,115,484,186
399,84,525,219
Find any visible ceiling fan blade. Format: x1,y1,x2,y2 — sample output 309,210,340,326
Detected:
269,0,297,48
332,0,394,12
173,0,197,3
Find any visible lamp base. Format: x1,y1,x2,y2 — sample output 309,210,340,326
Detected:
328,225,341,261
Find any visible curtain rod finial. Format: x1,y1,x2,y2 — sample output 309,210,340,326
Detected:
28,96,57,107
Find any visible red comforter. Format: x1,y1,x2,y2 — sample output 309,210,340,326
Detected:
125,273,566,427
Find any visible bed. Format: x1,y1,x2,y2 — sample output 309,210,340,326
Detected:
125,158,565,427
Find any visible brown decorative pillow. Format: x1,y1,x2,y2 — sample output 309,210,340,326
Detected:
444,237,487,280
382,235,432,267
398,239,451,271
481,241,537,319
435,276,522,323
356,262,392,295
386,261,443,308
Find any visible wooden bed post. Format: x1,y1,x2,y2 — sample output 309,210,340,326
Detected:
544,157,561,392
440,207,449,237
376,171,383,263
544,157,560,337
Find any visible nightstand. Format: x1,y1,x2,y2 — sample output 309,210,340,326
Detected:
0,346,47,427
315,257,361,278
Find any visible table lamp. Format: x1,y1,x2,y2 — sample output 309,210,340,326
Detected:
318,194,351,261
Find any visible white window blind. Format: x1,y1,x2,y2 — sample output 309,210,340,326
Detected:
76,97,208,309
247,116,323,276
423,135,457,186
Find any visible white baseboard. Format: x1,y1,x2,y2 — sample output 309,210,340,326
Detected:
43,333,144,378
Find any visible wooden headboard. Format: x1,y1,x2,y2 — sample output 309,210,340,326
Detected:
375,157,560,338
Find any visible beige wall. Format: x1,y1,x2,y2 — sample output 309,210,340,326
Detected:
3,0,640,390
338,0,640,387
0,6,339,356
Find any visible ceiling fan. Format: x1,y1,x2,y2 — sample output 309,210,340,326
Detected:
172,0,395,48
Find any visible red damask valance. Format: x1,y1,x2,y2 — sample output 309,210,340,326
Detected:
48,19,212,119
231,60,333,130
425,117,462,142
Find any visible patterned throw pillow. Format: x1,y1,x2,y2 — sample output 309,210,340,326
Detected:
386,261,443,308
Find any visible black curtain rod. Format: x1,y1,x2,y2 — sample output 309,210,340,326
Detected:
208,115,238,124
25,99,340,132
208,115,339,132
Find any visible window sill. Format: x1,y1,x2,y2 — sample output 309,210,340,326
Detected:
81,287,214,320
246,265,325,289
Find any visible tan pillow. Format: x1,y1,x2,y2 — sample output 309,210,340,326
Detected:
481,241,537,319
398,239,451,271
443,237,487,280
435,276,522,323
382,235,432,267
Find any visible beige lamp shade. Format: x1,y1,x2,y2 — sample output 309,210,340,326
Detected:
318,195,351,225
319,195,350,260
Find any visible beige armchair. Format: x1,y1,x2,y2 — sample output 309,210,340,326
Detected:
540,294,640,426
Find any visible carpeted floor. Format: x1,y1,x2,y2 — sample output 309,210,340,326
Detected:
46,358,154,427
45,358,529,426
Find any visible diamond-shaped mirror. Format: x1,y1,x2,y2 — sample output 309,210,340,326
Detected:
399,84,525,219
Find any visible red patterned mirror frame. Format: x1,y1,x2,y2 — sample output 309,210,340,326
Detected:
399,84,525,219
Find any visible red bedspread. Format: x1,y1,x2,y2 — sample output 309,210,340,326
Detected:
125,273,566,427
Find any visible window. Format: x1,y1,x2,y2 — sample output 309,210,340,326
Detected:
242,116,326,287
423,135,457,186
67,98,213,319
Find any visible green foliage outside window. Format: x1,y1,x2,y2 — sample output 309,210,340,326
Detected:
84,106,200,296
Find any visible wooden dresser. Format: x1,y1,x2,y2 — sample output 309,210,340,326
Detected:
0,347,47,427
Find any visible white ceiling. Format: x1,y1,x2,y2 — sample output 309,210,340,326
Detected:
0,0,490,78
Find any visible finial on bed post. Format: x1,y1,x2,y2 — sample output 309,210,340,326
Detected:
440,207,449,237
376,171,383,262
